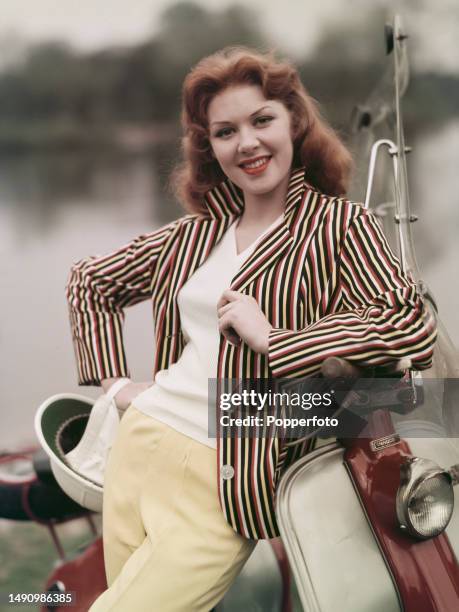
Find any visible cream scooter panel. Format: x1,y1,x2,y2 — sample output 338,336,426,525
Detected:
277,443,401,612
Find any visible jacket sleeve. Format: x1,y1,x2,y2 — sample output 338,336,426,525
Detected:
268,208,437,378
65,218,180,385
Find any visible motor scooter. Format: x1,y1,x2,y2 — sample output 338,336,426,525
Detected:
275,15,459,612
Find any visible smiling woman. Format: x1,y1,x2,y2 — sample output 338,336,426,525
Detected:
174,47,353,212
64,46,436,611
207,85,294,225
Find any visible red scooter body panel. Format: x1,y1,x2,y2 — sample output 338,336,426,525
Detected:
344,410,459,612
41,538,106,612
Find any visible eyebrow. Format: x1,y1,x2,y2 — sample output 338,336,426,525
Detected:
209,105,274,127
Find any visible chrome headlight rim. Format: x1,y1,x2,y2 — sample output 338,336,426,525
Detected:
396,457,454,540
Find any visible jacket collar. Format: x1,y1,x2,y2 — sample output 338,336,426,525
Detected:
203,167,308,222
164,167,317,314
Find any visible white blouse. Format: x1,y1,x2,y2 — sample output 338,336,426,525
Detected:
133,216,282,448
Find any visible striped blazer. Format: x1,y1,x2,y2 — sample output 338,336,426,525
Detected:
66,167,436,539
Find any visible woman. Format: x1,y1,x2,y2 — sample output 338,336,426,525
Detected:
66,47,436,611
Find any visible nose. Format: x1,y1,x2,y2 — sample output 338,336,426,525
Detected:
237,126,260,155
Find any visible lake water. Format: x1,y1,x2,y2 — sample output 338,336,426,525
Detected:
1,123,458,449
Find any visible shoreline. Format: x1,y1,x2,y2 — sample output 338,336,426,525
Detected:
0,121,179,153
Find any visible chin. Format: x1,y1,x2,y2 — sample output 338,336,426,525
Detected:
244,173,286,196
237,169,276,187
246,181,278,196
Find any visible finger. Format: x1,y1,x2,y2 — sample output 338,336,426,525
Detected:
217,290,245,311
220,289,243,304
216,296,229,309
217,303,234,317
218,312,234,334
219,315,241,345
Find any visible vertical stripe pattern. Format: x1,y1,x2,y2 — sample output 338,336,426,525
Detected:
66,168,436,539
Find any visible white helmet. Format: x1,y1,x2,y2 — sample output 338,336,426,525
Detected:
34,381,128,513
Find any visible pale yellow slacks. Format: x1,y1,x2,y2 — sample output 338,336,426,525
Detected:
89,404,256,612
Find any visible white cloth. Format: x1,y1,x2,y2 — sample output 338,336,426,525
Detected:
65,378,131,485
134,216,282,448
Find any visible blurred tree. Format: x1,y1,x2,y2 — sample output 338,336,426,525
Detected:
111,42,159,121
0,31,27,73
11,43,81,118
77,49,128,123
0,1,457,149
298,6,388,131
0,1,266,143
148,1,266,118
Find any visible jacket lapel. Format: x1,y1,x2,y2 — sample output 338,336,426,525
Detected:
230,168,307,292
161,180,243,350
230,221,293,292
166,179,244,303
165,167,309,313
158,215,230,367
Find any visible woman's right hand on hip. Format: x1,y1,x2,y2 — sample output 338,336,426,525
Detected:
102,378,152,415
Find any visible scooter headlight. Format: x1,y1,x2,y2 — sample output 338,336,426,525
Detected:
396,457,454,539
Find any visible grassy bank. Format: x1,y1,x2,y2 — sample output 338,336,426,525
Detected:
0,519,100,612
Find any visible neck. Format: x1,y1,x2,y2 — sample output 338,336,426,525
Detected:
239,174,289,226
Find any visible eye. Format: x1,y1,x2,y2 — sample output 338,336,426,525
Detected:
254,115,274,126
214,126,234,139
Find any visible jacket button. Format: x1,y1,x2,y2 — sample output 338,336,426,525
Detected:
221,465,235,480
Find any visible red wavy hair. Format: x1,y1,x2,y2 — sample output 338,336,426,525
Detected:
172,47,353,214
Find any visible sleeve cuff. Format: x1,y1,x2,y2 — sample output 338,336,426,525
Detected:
268,327,317,378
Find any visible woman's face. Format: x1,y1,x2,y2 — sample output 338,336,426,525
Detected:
207,85,294,201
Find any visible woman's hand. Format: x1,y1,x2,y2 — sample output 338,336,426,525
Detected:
101,379,152,416
217,289,273,355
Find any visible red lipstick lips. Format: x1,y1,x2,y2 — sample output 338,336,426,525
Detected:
239,156,271,175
